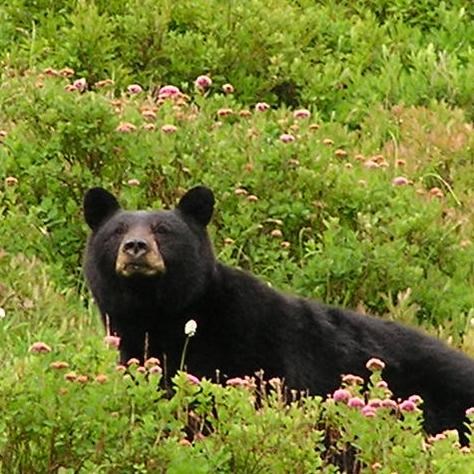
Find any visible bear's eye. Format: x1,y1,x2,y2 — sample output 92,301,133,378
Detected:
113,223,127,236
103,223,127,244
152,223,170,234
151,222,169,234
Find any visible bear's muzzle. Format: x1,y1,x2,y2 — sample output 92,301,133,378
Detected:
116,233,165,277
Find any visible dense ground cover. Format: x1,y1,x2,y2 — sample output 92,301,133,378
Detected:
0,0,473,471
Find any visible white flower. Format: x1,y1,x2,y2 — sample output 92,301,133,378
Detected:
0,308,5,319
184,319,197,337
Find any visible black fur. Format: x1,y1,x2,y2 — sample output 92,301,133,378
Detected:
83,186,474,442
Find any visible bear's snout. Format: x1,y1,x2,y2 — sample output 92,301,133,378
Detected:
115,231,165,277
122,238,149,258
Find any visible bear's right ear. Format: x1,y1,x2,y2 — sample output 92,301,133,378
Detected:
83,187,120,230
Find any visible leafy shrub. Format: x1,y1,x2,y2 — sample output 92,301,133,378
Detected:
1,71,473,332
1,330,473,472
0,0,472,121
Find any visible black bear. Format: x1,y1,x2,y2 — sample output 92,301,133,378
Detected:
83,186,474,441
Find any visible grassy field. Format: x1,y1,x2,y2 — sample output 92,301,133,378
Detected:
0,0,474,471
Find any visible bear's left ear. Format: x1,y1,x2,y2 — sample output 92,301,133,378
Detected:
177,186,215,226
84,187,121,230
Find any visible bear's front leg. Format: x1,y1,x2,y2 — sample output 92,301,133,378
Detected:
117,325,146,364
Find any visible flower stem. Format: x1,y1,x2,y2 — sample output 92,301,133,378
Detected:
179,336,190,371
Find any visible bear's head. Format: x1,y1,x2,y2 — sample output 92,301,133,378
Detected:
83,186,216,312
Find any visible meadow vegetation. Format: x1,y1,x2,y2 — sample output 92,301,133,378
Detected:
0,0,473,471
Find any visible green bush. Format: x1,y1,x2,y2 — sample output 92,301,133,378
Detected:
1,0,472,122
1,71,473,331
1,327,473,472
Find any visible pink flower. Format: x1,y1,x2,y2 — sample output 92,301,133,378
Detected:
116,122,137,133
348,397,365,409
104,335,121,348
43,67,59,77
29,341,52,354
127,84,143,94
72,78,87,92
222,83,235,94
268,377,283,389
126,358,140,367
95,79,114,89
332,388,351,403
342,374,364,386
141,110,157,120
279,133,295,143
255,102,270,112
399,399,417,412
364,160,379,169
148,365,162,375
5,176,18,186
95,374,108,384
158,85,181,99
429,432,447,442
115,365,127,373
142,123,156,131
217,108,233,117
234,187,249,196
226,377,249,387
161,124,177,134
429,187,444,198
195,75,212,90
127,178,141,187
59,67,75,77
361,405,377,417
64,371,78,381
76,375,89,384
50,361,69,370
376,381,388,389
194,432,205,441
408,395,423,405
293,109,311,119
186,373,200,385
392,176,409,186
368,398,383,409
366,358,385,372
466,407,474,417
144,357,161,368
381,399,398,410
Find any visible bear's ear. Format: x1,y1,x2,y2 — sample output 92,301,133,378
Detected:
177,186,215,226
83,187,120,230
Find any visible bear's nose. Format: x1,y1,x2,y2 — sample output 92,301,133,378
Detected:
122,238,149,257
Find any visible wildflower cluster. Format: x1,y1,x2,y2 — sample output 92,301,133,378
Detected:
330,358,423,421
